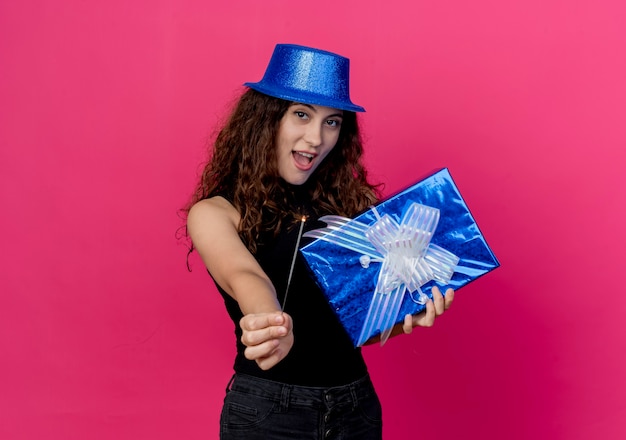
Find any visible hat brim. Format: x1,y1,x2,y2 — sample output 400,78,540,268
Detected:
244,82,366,113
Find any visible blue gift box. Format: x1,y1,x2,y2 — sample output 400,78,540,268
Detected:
300,168,500,347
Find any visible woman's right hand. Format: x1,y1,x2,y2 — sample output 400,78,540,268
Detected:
240,311,294,370
188,197,293,370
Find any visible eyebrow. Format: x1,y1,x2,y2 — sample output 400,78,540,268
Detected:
296,103,344,118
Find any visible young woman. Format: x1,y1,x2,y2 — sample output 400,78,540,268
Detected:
184,44,453,440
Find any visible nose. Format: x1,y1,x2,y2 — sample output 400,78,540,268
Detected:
303,123,322,147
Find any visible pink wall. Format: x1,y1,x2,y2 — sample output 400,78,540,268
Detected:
1,1,625,439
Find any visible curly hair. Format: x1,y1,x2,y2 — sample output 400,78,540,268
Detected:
182,89,381,255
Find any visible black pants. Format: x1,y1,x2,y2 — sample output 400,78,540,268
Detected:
220,373,383,439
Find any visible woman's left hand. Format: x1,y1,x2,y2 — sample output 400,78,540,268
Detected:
362,286,454,345
402,286,454,334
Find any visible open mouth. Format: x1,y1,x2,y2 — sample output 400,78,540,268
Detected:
293,151,314,166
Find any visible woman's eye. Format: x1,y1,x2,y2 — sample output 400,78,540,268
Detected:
326,119,340,127
295,111,308,119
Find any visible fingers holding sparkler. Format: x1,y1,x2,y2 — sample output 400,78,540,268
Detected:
240,311,294,370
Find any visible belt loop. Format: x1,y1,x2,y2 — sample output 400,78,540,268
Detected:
225,374,236,394
349,382,358,410
280,384,292,412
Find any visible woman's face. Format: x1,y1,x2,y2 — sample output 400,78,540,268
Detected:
275,103,343,185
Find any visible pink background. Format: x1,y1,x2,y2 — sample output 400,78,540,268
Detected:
1,1,625,439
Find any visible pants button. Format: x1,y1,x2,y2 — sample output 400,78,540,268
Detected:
324,413,330,423
325,428,334,438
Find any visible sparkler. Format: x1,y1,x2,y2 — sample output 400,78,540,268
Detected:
282,215,306,311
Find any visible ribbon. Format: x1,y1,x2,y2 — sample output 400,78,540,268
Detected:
303,202,459,346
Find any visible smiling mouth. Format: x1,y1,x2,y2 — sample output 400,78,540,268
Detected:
293,151,314,165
